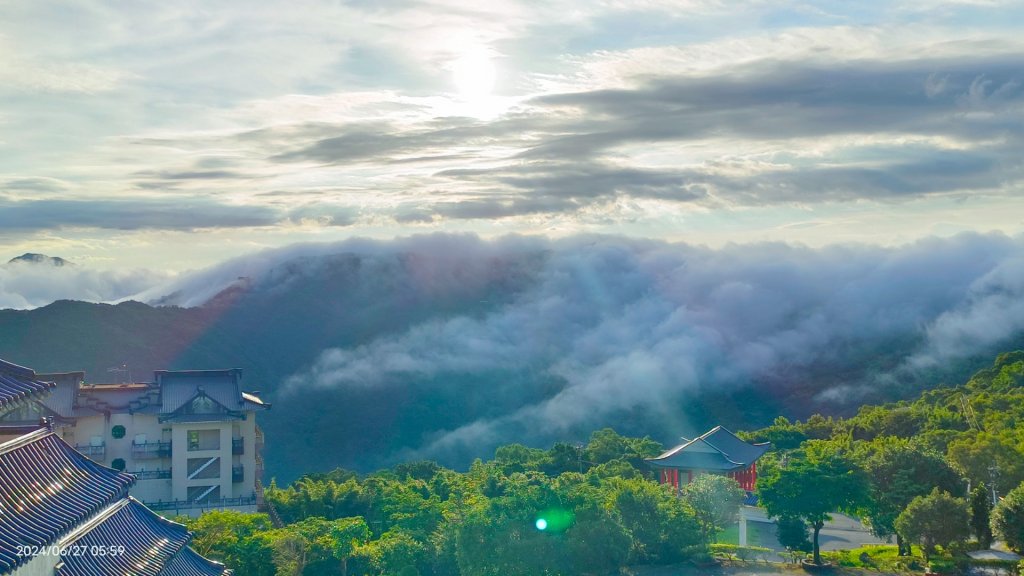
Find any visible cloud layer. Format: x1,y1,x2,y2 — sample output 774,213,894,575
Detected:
212,231,1024,463
0,259,169,310
2,1,1023,267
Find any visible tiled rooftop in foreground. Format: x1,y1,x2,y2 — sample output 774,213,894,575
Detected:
0,427,231,575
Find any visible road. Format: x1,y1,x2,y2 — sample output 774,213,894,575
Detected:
741,507,886,552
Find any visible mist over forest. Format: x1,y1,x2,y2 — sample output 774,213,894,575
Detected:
2,231,1023,480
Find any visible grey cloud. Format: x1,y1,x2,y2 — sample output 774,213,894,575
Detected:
134,169,251,181
1,177,71,194
252,52,1024,221
0,197,283,231
259,232,1024,463
520,56,1024,162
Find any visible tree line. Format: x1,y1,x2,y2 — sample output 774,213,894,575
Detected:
183,351,1024,574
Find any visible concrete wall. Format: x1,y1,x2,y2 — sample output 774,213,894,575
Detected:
62,412,259,506
171,421,233,502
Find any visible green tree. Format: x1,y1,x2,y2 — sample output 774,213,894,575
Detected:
775,516,812,552
742,416,807,451
682,474,745,544
263,529,309,576
970,482,994,549
894,489,970,562
992,483,1024,553
947,431,1024,496
757,451,870,565
585,428,662,468
565,503,631,575
330,517,371,576
859,438,963,555
188,510,274,575
355,529,427,576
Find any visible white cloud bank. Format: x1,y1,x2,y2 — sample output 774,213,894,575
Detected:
222,231,1024,460
0,259,169,310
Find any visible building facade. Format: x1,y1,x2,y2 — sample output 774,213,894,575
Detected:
0,362,269,517
646,426,769,493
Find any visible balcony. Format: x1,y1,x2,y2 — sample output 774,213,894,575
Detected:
231,437,244,455
232,464,244,483
75,442,105,457
146,495,257,512
133,469,172,480
132,440,172,459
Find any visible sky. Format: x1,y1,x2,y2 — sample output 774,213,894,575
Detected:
1,0,1024,273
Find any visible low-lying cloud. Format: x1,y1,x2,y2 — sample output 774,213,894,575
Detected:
235,232,1024,463
0,259,169,309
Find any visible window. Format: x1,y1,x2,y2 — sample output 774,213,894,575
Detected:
187,429,220,451
187,457,220,479
110,458,126,471
187,485,220,504
111,425,126,439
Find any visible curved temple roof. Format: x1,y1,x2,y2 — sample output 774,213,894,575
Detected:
54,497,232,576
159,544,233,576
0,358,55,410
55,498,188,576
646,425,770,471
0,429,134,574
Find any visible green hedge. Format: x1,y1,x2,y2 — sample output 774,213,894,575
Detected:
709,543,774,563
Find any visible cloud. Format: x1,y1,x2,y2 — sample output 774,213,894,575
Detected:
253,232,1024,462
250,51,1024,220
0,258,169,310
0,197,358,232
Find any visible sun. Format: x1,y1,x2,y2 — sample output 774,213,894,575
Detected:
451,51,496,101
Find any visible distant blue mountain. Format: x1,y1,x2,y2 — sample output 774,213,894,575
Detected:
6,253,72,267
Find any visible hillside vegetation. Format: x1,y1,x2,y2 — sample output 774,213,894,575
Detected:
184,352,1024,575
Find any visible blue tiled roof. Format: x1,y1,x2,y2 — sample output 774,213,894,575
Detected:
157,370,245,414
0,429,134,574
0,358,55,410
647,426,770,470
160,545,233,576
54,498,189,576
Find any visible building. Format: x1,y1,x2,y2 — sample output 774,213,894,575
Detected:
0,359,269,516
646,426,769,493
0,426,231,576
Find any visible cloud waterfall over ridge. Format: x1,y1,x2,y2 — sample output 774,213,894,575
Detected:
259,232,1024,461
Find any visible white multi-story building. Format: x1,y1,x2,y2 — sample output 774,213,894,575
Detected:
0,364,269,517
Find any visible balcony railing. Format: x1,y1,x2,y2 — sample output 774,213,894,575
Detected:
132,440,172,459
75,442,105,457
133,469,172,480
146,495,257,512
231,437,244,455
232,464,244,483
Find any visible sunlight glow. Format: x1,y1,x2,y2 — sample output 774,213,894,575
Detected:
452,51,496,100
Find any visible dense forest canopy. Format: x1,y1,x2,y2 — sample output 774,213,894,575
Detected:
186,351,1024,575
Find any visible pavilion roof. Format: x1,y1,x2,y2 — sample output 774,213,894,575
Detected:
646,426,770,471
